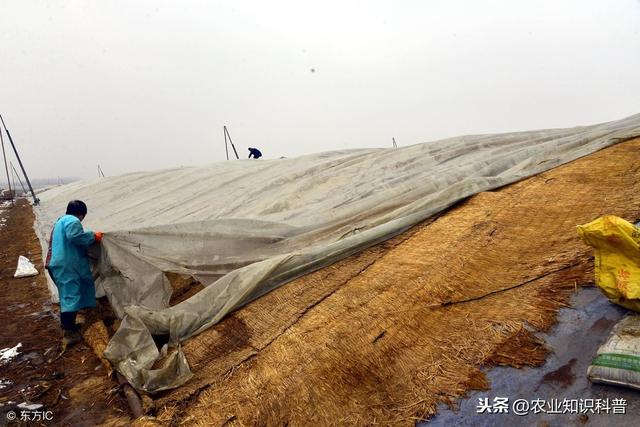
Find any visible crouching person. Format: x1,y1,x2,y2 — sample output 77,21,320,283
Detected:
46,200,103,348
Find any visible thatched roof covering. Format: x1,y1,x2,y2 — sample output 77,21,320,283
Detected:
132,138,640,425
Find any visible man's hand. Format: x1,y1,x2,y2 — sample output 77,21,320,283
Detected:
94,232,104,243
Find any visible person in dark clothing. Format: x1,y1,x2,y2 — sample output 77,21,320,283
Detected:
248,147,262,159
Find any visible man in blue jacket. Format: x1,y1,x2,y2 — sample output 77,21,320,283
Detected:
46,200,103,347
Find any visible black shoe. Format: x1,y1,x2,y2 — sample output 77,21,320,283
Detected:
62,329,82,348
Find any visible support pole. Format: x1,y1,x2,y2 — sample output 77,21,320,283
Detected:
223,126,229,161
10,168,15,196
224,126,239,159
10,162,27,195
0,114,39,204
98,164,105,178
0,127,13,206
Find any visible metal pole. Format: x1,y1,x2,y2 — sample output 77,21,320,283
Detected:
0,127,13,206
10,162,27,195
224,126,239,159
223,126,229,160
0,114,39,204
98,164,105,178
10,167,15,196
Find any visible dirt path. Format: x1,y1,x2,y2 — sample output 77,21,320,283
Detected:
0,199,130,426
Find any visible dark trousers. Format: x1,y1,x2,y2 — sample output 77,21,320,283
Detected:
60,311,78,331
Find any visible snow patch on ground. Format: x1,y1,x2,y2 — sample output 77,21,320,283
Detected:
0,343,22,364
17,402,44,411
0,202,8,226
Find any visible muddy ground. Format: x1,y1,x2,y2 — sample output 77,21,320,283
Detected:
0,199,130,426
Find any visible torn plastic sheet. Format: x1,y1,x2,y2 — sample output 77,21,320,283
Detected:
33,113,640,392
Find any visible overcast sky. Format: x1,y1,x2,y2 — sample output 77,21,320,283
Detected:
1,0,639,181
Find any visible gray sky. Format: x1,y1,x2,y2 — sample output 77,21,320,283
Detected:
1,0,639,181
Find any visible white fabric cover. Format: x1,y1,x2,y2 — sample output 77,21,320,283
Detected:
32,113,640,392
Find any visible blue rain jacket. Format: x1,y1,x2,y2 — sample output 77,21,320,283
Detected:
47,215,97,312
